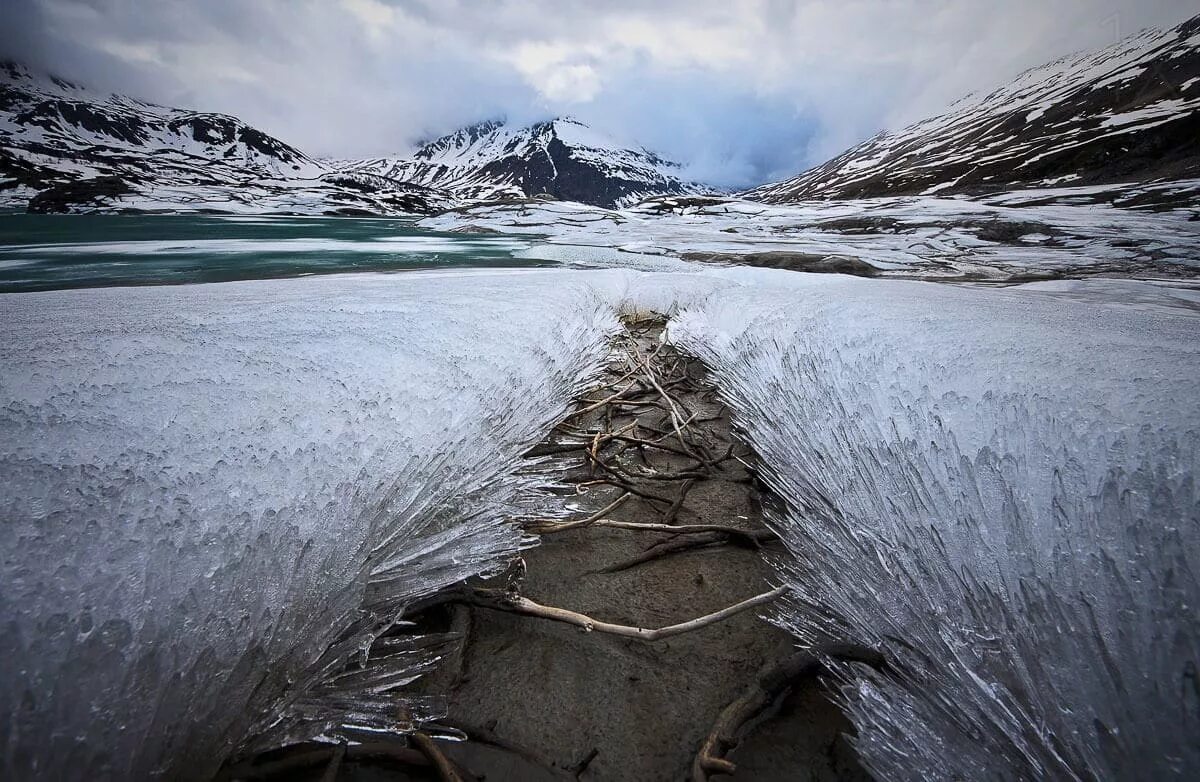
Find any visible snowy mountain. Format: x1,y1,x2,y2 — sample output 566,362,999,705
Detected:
337,117,707,208
0,61,449,215
748,15,1200,207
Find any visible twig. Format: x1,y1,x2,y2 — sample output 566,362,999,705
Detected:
662,478,697,524
220,743,431,780
462,586,785,642
526,492,632,533
692,644,886,781
626,341,697,456
580,519,770,540
441,720,568,777
410,732,464,782
563,379,639,420
596,529,775,574
318,742,345,782
596,478,674,508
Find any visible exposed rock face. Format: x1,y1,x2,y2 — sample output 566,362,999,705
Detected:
747,15,1200,207
26,175,134,213
337,117,709,208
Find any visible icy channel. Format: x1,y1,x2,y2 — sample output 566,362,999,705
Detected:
1,265,1198,780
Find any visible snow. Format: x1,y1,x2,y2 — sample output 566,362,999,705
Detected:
419,194,1200,280
337,116,697,208
1099,98,1198,127
668,268,1200,780
747,19,1197,202
0,270,624,779
0,64,442,216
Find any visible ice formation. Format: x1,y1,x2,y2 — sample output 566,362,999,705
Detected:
0,271,623,779
2,262,1198,781
669,269,1200,779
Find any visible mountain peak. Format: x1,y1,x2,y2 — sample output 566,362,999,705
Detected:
369,115,701,207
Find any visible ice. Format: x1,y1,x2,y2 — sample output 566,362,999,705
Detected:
668,269,1200,780
0,270,623,779
420,194,1200,281
3,263,1198,780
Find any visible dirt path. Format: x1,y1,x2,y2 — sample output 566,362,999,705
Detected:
227,318,870,781
418,318,869,781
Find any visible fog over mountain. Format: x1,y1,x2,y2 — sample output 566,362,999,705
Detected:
1,0,1197,187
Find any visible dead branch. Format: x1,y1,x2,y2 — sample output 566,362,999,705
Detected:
562,378,639,421
626,340,697,456
411,732,464,782
662,478,697,524
221,743,432,780
462,586,786,642
525,492,632,533
692,644,886,781
597,528,776,574
318,743,345,782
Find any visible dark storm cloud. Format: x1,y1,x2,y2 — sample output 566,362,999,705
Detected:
2,0,1196,187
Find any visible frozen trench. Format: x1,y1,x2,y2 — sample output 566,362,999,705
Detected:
1,268,1198,780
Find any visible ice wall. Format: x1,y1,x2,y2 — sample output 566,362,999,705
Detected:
0,270,621,780
669,270,1200,780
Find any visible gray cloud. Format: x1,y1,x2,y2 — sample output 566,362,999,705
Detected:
2,0,1196,187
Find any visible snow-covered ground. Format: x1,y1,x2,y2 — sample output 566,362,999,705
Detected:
419,193,1200,280
2,264,1198,778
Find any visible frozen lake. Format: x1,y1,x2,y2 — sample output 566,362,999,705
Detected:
0,214,549,292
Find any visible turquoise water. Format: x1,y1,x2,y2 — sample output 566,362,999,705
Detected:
0,214,548,292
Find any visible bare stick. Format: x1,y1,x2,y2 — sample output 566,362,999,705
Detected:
318,742,346,782
563,379,639,421
626,341,696,455
464,586,785,642
597,529,775,574
526,492,632,533
410,732,463,782
585,519,769,539
662,477,697,524
220,743,431,780
692,644,886,781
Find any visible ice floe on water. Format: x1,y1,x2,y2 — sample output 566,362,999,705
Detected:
1,263,1198,779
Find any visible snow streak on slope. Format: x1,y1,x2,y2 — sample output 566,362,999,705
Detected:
337,117,705,208
670,270,1200,780
749,15,1200,205
0,272,621,779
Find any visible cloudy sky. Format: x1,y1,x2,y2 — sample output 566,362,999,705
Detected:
2,0,1196,186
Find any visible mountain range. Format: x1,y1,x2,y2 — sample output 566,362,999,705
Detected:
1,13,1199,215
748,14,1200,207
0,61,705,214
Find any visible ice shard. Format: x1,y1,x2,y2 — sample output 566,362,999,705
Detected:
670,270,1200,780
0,271,620,780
